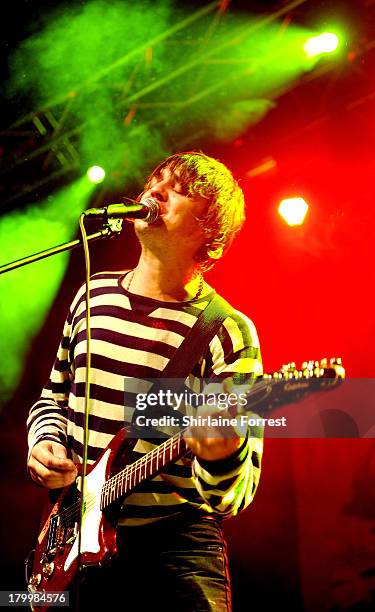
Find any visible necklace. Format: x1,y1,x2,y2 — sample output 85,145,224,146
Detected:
124,269,204,300
124,269,135,292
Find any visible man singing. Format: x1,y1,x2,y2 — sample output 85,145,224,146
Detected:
27,151,263,611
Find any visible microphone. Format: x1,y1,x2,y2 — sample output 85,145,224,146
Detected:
83,198,160,223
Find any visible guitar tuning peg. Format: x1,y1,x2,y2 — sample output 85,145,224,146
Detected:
330,357,342,365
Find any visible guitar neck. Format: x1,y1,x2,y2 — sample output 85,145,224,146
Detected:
101,430,187,510
100,359,344,509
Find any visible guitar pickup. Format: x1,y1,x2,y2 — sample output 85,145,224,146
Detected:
46,514,59,553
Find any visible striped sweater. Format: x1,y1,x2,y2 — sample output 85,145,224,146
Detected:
27,271,263,526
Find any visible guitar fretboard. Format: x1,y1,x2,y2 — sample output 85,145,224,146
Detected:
100,430,187,509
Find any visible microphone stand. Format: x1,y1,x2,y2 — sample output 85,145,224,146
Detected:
3,215,123,607
0,218,123,275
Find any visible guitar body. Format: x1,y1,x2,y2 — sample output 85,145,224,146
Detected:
26,427,136,609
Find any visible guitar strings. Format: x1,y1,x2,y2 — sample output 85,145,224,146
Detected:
52,377,278,528
55,430,185,528
100,375,275,499
56,434,181,527
49,368,330,536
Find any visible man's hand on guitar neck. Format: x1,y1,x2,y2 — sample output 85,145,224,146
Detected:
184,432,244,462
184,379,248,462
28,440,77,489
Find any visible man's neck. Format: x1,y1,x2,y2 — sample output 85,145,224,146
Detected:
124,252,203,302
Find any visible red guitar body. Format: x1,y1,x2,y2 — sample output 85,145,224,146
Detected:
26,427,137,610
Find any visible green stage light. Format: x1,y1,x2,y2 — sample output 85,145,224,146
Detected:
303,33,339,58
87,165,106,184
0,177,95,408
8,1,323,186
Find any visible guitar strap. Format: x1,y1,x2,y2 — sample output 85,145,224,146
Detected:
131,292,233,436
137,292,233,417
159,292,233,383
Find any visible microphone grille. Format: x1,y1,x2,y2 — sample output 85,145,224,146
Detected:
143,198,160,223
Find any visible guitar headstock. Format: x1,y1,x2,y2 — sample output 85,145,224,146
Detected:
251,358,345,414
264,357,345,382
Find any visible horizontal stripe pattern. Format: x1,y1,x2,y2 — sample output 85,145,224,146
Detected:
27,271,263,525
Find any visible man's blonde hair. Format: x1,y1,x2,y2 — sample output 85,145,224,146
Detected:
147,151,245,271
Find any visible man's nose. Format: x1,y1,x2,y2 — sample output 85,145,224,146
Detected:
149,181,169,202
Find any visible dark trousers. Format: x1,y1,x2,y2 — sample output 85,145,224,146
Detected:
77,514,232,611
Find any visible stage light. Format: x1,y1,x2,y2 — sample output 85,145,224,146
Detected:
87,166,106,184
303,33,339,58
278,197,309,226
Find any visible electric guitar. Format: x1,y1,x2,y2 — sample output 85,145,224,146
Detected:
25,358,344,610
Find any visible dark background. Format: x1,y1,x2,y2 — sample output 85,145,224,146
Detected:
1,1,375,610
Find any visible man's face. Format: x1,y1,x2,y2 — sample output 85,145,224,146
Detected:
135,165,208,258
